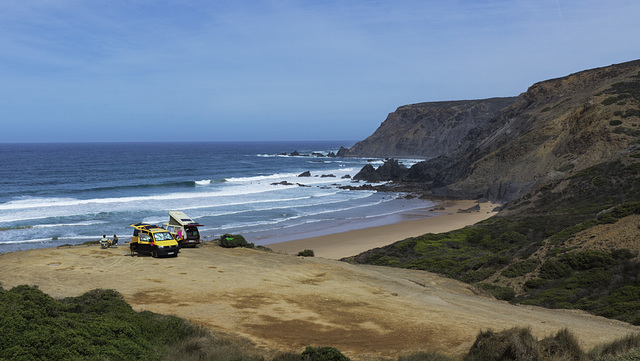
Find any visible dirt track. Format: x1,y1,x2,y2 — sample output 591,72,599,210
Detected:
0,244,637,360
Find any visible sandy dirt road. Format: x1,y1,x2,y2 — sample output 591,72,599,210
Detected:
0,244,637,360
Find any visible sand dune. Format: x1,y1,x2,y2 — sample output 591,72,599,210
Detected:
0,241,637,360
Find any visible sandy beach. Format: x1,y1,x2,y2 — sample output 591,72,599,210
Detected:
269,199,498,259
1,199,638,360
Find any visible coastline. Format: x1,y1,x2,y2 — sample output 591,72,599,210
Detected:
269,199,499,259
2,199,638,359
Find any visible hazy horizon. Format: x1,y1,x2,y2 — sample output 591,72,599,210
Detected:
2,1,639,143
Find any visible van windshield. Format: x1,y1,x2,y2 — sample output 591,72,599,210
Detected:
154,232,174,241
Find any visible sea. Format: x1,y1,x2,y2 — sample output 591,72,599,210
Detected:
0,141,435,254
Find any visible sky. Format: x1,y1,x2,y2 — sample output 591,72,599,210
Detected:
1,0,639,143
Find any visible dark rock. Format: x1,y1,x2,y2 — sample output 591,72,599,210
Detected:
298,171,311,177
457,204,481,213
341,174,351,179
290,151,300,156
271,181,295,186
353,164,377,182
353,159,408,182
312,152,325,157
297,183,311,187
336,146,349,157
376,158,409,181
321,174,335,178
339,184,376,191
327,152,337,158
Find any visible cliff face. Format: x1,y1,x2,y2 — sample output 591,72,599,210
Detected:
344,97,517,159
346,59,640,327
346,59,640,202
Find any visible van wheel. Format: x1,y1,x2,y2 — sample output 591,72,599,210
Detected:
152,249,158,258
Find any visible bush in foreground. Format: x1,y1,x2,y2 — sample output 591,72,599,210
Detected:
0,285,205,361
5,285,640,361
301,346,350,361
298,249,315,257
219,234,255,248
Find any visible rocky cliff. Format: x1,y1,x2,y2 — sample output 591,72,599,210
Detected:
343,97,517,159
347,60,640,325
346,59,640,202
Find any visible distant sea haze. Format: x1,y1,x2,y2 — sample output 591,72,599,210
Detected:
0,141,432,254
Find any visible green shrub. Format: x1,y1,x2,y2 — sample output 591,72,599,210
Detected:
461,268,495,283
540,260,573,279
610,119,623,126
602,96,619,105
588,333,640,360
0,285,206,361
539,328,585,361
501,259,539,278
298,249,315,257
556,163,575,172
301,346,350,361
273,351,304,361
571,268,613,288
476,283,516,301
524,278,549,290
219,234,254,248
613,127,640,136
464,327,541,361
624,109,640,118
398,352,455,361
559,251,616,271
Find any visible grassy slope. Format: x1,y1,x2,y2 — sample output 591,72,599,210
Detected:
349,153,640,325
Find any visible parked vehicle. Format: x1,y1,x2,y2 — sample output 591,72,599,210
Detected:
162,211,203,247
129,223,180,258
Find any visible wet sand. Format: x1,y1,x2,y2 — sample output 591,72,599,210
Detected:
269,199,498,258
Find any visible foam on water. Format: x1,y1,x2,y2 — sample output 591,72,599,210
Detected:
0,141,434,254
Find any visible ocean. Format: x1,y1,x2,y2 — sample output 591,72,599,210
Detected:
0,141,434,254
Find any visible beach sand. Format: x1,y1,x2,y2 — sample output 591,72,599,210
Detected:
269,199,498,259
1,199,637,360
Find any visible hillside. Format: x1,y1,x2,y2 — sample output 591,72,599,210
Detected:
345,59,640,326
0,244,637,360
345,59,640,202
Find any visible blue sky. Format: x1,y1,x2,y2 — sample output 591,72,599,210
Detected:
1,1,639,143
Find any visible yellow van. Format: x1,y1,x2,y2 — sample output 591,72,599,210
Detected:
129,223,180,258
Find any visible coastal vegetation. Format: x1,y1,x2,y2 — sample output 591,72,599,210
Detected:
349,155,640,325
2,284,639,361
219,234,255,248
298,249,315,257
